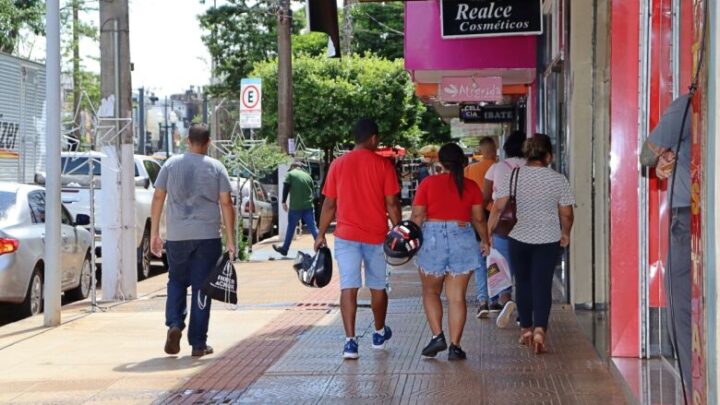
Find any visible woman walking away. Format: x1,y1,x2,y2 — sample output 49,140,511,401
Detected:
482,131,526,326
488,134,575,354
411,143,491,360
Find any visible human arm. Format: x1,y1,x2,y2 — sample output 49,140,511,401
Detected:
410,204,426,227
640,139,669,167
472,205,491,256
282,182,290,211
219,191,236,257
314,197,336,250
150,188,167,257
385,194,401,226
558,205,574,247
482,179,493,210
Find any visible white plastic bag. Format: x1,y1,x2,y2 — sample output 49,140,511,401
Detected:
486,248,512,298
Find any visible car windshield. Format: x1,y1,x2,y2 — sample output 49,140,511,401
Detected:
0,191,17,223
61,157,102,176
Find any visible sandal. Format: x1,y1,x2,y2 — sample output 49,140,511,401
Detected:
533,327,546,354
518,328,533,346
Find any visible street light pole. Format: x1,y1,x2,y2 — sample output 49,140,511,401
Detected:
44,0,62,326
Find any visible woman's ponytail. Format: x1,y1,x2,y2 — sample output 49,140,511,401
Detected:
438,143,467,197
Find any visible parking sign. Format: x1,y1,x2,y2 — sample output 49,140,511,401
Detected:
240,78,262,129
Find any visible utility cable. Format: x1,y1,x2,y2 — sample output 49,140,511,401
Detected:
665,1,708,403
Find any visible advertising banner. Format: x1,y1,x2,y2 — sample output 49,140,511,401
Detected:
441,0,543,39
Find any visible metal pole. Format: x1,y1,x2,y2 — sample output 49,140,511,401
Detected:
249,175,255,253
165,96,170,158
44,0,62,327
277,0,292,153
89,155,97,311
139,87,145,154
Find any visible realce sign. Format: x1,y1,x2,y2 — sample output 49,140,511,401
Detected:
441,0,543,39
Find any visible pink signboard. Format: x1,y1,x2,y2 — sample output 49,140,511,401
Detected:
439,77,502,102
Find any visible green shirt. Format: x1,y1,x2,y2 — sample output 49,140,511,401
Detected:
284,169,315,210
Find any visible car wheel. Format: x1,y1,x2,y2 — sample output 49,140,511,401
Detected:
137,229,151,280
67,255,92,301
21,268,43,317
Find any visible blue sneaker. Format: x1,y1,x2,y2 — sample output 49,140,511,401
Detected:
343,338,359,360
372,325,393,349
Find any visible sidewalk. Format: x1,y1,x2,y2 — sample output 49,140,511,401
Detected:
0,234,631,404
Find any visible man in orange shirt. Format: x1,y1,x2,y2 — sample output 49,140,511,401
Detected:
464,136,497,318
315,118,402,360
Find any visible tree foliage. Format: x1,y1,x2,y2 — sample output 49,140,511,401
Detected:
349,3,404,60
225,142,291,178
251,55,424,150
198,1,305,97
0,0,44,54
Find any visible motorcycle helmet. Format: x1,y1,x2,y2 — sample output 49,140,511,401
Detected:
384,220,423,266
293,247,333,288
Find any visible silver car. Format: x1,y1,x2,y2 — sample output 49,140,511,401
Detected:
229,177,277,241
0,182,93,316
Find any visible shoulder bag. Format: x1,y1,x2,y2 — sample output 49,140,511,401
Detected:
493,167,519,237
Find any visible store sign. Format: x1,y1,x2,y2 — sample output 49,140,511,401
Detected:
460,104,515,123
439,77,502,103
441,0,543,39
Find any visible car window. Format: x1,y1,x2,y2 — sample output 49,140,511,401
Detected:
61,206,73,225
143,160,161,184
0,191,16,222
27,191,46,224
61,157,100,176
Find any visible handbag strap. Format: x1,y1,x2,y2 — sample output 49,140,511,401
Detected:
509,167,520,199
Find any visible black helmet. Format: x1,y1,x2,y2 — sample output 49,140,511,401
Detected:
293,247,333,288
384,220,423,266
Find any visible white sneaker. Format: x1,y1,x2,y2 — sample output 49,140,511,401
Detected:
496,301,516,329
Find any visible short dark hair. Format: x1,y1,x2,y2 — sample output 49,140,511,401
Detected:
353,118,379,144
188,124,210,145
478,136,496,149
503,131,526,158
523,133,553,162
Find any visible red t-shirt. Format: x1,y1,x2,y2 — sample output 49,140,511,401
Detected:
322,149,400,244
413,173,483,222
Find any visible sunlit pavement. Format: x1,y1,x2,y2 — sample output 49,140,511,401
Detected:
0,234,630,404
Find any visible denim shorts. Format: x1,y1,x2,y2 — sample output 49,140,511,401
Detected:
415,221,480,276
334,237,387,290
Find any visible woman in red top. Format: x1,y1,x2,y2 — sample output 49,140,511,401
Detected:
411,143,491,360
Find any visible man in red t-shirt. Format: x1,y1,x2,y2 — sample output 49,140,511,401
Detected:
315,118,401,360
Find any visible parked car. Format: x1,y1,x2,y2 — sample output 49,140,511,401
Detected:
0,182,93,316
229,177,277,241
36,152,167,280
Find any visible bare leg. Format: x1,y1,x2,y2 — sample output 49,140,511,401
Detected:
419,269,445,336
445,272,473,346
340,288,359,337
369,288,388,331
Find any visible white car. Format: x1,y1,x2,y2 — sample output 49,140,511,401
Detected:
36,152,167,280
229,177,277,241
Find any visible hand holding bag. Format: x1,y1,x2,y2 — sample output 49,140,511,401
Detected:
201,252,238,304
493,167,519,237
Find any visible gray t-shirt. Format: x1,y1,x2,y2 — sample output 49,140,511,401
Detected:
647,94,691,208
155,152,232,241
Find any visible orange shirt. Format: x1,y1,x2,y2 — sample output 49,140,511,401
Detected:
322,149,400,244
464,159,493,188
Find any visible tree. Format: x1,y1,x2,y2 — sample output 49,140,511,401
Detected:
0,0,44,54
420,108,452,145
350,3,403,60
251,55,424,151
198,0,306,97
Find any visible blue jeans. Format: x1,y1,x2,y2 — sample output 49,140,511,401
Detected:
475,255,488,302
415,222,480,276
492,234,513,302
165,238,222,350
334,237,387,290
281,208,319,251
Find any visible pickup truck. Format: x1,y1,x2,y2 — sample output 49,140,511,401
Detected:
37,152,167,280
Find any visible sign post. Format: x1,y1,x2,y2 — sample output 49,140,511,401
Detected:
240,78,262,129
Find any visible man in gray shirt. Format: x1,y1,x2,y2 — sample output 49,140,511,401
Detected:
151,124,235,357
640,94,692,396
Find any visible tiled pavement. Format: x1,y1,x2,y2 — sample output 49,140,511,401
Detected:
159,262,630,404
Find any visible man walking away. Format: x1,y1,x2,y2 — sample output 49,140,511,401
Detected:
273,161,318,256
151,124,236,358
640,94,692,398
464,136,497,318
315,118,402,360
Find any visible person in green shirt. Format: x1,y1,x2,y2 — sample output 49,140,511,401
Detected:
273,161,319,256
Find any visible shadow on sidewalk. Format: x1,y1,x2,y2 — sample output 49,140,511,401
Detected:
114,356,212,373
